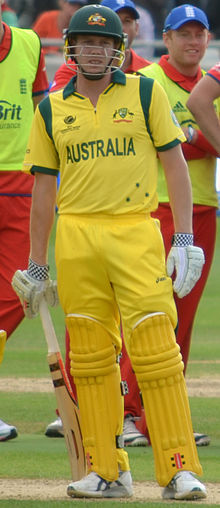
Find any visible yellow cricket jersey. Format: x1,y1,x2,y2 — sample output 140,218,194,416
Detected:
140,63,219,208
23,70,185,215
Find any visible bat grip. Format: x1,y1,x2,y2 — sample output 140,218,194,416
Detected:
39,298,60,353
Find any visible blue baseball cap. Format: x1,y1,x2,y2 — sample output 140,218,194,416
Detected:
163,4,209,32
101,0,139,20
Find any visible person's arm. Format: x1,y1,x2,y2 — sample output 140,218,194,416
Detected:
159,144,204,298
159,144,193,233
182,126,219,157
181,142,208,160
11,99,59,318
30,172,57,265
186,75,220,155
11,172,58,318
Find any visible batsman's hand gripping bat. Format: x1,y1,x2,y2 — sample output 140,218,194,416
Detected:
39,298,86,481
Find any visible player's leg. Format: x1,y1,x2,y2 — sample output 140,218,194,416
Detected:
110,216,206,499
0,195,31,442
55,216,132,498
67,316,130,480
66,315,132,498
174,206,216,370
129,313,203,485
0,196,31,337
152,204,215,448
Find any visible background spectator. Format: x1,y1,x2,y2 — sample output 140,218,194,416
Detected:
0,0,49,441
32,0,87,54
137,0,167,41
205,0,220,39
1,0,19,26
139,3,218,448
130,2,155,59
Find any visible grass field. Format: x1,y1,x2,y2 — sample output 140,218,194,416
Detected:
0,217,219,506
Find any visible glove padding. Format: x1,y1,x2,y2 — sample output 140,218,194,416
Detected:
166,245,205,298
12,270,59,319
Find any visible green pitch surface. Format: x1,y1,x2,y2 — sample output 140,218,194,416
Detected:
0,218,219,506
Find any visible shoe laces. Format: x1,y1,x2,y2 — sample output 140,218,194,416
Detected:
171,471,194,486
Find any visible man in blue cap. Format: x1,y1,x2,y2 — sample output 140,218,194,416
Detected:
138,3,219,453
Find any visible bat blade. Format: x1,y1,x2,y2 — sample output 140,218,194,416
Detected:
39,299,86,481
48,351,86,481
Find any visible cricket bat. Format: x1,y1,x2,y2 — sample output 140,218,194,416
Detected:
39,298,86,481
0,329,7,365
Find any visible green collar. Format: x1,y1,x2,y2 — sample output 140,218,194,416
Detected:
63,68,126,100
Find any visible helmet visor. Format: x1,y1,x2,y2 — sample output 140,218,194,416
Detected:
65,36,125,76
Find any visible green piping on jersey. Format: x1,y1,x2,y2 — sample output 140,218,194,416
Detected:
31,165,58,176
39,97,53,140
157,138,180,152
139,76,154,142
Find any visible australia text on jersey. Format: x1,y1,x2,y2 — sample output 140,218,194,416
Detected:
67,137,136,163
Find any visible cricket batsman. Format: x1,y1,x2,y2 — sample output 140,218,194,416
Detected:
12,4,206,501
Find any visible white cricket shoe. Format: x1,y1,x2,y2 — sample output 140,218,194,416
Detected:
194,432,210,446
123,414,148,446
162,471,207,500
45,416,64,438
0,419,17,441
67,471,133,498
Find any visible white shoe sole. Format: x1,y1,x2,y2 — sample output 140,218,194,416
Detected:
67,485,133,498
175,489,207,500
163,484,207,500
124,436,148,446
67,472,133,499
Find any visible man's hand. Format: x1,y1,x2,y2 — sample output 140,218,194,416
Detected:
166,234,205,298
12,261,59,319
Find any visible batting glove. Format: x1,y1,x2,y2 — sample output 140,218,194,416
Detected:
167,233,205,298
12,259,59,319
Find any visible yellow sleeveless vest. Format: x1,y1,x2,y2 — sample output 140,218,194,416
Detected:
141,63,219,207
0,27,41,170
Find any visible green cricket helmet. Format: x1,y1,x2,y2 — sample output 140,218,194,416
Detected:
64,4,126,76
67,4,123,43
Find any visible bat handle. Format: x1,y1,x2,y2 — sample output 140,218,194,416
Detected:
39,298,60,354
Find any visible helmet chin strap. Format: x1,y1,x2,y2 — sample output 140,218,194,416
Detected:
75,57,115,81
79,65,107,80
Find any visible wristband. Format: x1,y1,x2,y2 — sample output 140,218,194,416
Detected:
187,125,194,144
172,233,194,247
27,258,49,280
